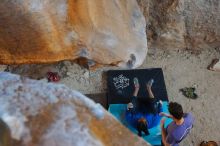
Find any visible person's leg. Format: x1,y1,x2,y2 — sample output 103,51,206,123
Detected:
131,77,140,110
146,81,158,114
146,79,155,99
147,98,158,114
133,77,140,97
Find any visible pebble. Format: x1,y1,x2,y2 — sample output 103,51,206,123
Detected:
83,71,89,78
193,83,198,88
66,72,72,76
80,77,85,83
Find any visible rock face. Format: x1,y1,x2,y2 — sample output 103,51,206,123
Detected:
138,0,220,49
0,0,147,68
0,72,150,146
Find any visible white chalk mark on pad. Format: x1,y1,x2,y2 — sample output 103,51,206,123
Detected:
113,74,130,89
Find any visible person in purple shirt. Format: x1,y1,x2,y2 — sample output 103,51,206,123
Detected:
160,102,194,146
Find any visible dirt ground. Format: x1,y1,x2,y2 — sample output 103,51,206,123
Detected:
143,48,220,146
1,48,220,146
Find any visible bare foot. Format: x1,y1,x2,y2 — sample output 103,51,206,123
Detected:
207,59,220,71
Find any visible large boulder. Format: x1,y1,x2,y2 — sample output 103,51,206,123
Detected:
138,0,220,49
0,0,147,68
0,72,151,146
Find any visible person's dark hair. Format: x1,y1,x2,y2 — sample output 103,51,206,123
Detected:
168,102,184,120
138,118,147,126
137,118,149,136
138,121,146,129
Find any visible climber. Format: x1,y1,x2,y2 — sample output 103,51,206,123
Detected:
126,77,163,137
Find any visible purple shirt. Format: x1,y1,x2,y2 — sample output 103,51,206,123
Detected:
166,113,194,146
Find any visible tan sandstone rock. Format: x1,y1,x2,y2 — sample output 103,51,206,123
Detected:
0,72,150,146
0,0,147,68
138,0,220,49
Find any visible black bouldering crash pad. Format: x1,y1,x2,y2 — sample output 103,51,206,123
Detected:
107,68,168,105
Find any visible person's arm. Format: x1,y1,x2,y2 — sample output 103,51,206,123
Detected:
159,112,173,119
161,119,171,146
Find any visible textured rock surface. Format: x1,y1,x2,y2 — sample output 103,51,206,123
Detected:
0,72,150,146
138,0,220,49
0,0,147,68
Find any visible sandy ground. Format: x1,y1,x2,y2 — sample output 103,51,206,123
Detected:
143,48,220,146
1,48,220,146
